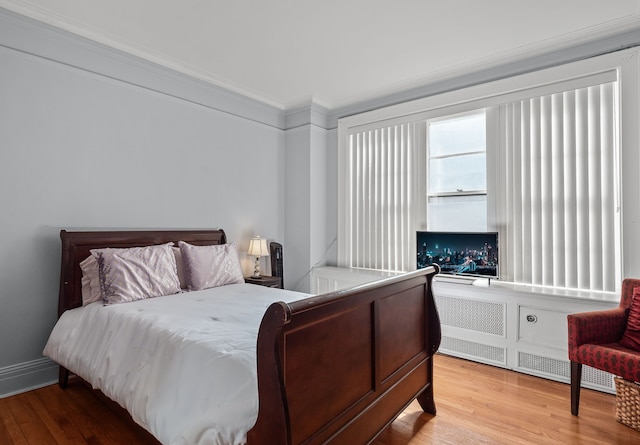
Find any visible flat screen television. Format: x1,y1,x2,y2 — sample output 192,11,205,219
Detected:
417,231,499,278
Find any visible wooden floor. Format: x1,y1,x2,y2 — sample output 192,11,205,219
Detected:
1,354,638,444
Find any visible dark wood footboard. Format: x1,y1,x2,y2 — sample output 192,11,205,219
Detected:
248,266,440,445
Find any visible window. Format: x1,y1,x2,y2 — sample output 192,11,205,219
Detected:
338,48,636,293
427,110,487,232
339,122,417,272
501,82,619,292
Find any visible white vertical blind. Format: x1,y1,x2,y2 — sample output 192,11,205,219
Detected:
337,60,624,292
344,122,416,272
503,82,619,292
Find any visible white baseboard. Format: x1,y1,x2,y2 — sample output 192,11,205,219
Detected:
0,357,59,398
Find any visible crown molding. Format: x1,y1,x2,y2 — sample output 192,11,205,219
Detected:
0,0,290,109
284,101,332,131
0,7,286,129
328,13,640,111
328,23,640,128
4,3,640,132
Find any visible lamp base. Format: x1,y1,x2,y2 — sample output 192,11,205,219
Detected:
253,256,261,278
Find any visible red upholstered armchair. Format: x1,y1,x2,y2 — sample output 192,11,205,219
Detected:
568,278,640,415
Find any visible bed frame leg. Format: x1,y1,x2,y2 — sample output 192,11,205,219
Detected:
58,366,69,388
416,358,437,415
416,383,436,415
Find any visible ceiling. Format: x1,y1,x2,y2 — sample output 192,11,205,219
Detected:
2,0,640,110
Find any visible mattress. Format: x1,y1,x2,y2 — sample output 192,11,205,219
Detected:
43,283,308,445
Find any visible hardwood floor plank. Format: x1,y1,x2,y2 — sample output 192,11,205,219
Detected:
0,408,28,445
371,354,639,445
4,395,58,444
0,354,638,444
32,384,96,444
24,393,74,444
62,383,158,444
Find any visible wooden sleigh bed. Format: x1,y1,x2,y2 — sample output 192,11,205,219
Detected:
53,229,441,445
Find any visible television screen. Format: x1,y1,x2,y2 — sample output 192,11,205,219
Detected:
417,231,499,278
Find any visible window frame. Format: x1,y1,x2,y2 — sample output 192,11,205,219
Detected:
337,48,639,293
426,109,490,233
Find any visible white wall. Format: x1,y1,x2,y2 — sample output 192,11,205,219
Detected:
284,126,312,291
0,10,285,395
282,113,335,292
324,127,338,266
283,124,329,292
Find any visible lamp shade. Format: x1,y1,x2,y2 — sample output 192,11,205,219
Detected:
247,236,269,257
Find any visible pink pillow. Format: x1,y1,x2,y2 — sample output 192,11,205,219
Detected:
178,241,244,291
619,287,640,351
80,255,102,305
172,246,188,290
91,243,181,304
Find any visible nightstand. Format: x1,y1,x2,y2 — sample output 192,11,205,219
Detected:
244,275,283,289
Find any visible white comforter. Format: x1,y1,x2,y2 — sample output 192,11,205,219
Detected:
43,283,308,445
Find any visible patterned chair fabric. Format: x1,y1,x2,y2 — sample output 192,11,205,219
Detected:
567,278,640,415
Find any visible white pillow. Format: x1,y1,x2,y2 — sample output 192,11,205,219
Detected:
91,243,181,304
172,246,188,290
178,241,244,291
80,255,102,305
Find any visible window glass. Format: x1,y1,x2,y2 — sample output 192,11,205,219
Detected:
428,153,486,193
427,110,487,232
428,195,487,232
429,113,485,157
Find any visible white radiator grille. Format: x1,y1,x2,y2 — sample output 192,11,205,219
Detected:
436,295,505,336
583,365,615,390
440,336,506,365
518,352,614,391
518,352,567,378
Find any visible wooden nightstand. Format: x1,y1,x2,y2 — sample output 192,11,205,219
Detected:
244,275,283,289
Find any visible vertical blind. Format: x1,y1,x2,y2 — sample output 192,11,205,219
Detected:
338,63,623,293
503,82,619,292
342,122,416,272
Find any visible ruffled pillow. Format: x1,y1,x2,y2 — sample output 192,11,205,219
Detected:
178,241,244,291
91,243,181,305
620,287,640,351
80,255,102,305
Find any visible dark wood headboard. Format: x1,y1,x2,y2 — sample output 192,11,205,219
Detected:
58,229,227,316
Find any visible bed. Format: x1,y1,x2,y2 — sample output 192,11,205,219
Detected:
44,229,441,445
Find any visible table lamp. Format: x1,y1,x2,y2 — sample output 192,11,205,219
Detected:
247,236,270,278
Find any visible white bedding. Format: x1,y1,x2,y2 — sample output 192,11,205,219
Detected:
43,283,308,445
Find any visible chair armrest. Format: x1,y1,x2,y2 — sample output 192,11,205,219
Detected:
568,308,628,352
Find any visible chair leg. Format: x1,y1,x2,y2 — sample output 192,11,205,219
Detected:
571,361,582,416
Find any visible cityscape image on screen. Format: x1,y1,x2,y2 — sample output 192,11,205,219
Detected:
417,231,499,278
